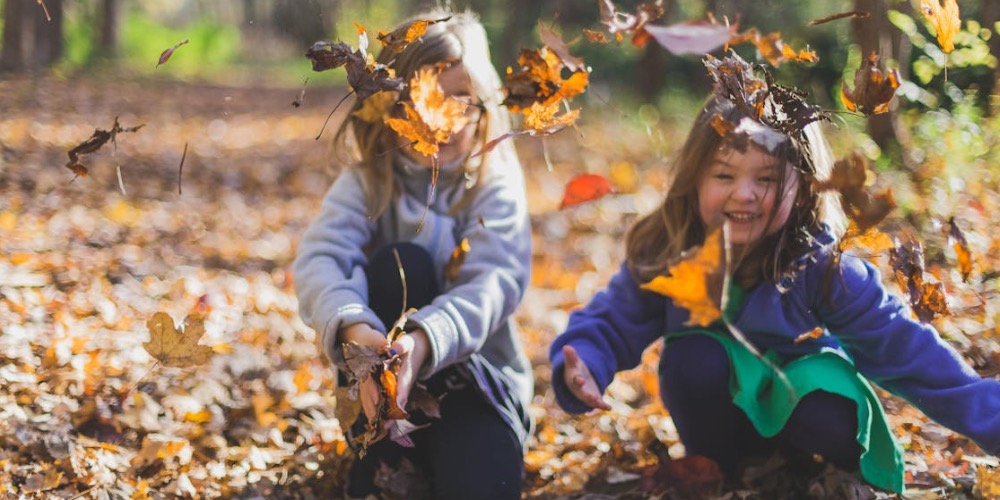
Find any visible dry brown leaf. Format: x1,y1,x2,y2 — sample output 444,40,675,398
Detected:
841,52,900,115
377,17,451,53
143,312,214,368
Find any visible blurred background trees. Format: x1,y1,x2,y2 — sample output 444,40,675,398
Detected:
1,0,999,170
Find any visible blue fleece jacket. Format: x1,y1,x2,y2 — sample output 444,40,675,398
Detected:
549,244,1000,456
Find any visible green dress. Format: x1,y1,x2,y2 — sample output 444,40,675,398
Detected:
666,286,905,493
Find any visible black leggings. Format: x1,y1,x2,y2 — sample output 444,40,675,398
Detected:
346,243,523,499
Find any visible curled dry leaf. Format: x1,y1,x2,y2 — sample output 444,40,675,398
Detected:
814,152,895,232
841,52,900,116
920,0,961,53
503,47,589,111
538,22,585,73
890,238,950,323
305,41,405,101
597,0,666,46
65,116,145,176
384,68,469,157
156,39,189,68
641,227,725,327
559,173,615,209
377,17,452,53
143,312,214,368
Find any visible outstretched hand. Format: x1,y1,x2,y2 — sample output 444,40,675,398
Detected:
562,345,611,411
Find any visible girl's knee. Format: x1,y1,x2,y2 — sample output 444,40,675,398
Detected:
660,335,731,393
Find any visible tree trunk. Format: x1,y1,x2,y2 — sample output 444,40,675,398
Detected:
851,0,912,166
31,0,64,68
982,0,1000,114
272,0,333,49
99,0,120,57
0,0,26,72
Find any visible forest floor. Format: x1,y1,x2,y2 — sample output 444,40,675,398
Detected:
1,74,999,499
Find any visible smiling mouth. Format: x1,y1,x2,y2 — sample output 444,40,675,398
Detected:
725,212,760,223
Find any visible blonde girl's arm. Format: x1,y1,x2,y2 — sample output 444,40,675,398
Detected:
293,170,384,363
816,253,1000,455
404,166,531,379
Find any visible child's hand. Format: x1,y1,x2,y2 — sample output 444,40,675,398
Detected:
562,345,612,411
339,323,388,420
390,328,430,411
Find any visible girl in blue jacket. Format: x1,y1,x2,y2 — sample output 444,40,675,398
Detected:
295,10,531,499
549,59,1000,493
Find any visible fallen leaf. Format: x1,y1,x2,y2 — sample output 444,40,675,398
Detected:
641,227,725,327
559,173,615,209
156,39,189,68
143,312,214,368
920,0,961,53
841,52,900,115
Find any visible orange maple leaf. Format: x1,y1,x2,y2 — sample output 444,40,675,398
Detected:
729,28,818,66
384,68,469,157
641,227,725,327
559,173,615,209
920,0,961,53
377,16,452,53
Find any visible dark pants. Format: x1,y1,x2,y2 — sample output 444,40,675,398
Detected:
659,335,862,478
346,243,523,499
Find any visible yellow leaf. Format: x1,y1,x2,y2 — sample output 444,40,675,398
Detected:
351,91,398,123
143,312,214,368
920,0,961,53
445,238,471,282
641,227,724,327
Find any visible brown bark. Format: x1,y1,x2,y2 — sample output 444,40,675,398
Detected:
99,0,120,56
982,0,1000,114
1,0,26,72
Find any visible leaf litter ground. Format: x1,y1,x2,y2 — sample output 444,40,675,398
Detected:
0,74,998,499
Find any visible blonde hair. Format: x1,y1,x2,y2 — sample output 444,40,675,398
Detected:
331,9,516,218
625,96,846,287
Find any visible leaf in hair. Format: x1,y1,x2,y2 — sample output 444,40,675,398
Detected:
841,52,900,116
641,226,725,327
377,16,453,54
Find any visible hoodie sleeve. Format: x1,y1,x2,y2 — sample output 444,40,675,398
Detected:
293,171,384,365
549,264,666,414
406,166,532,379
815,253,1000,455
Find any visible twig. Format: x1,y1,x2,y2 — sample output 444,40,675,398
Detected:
392,248,408,318
37,0,51,22
116,165,126,196
177,142,188,195
315,90,355,140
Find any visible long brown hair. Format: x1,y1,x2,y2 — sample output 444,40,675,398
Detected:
625,96,846,288
331,9,517,218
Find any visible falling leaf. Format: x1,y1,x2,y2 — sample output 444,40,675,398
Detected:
538,22,585,73
644,20,737,55
814,153,895,232
377,17,452,53
808,10,870,26
384,68,469,157
890,239,950,322
839,224,894,253
729,28,819,66
65,117,145,176
642,227,725,327
351,91,399,123
583,28,609,43
305,41,405,101
292,77,309,108
503,47,589,111
445,238,471,282
143,312,214,368
948,217,973,282
841,52,900,115
793,327,825,344
597,0,666,46
559,173,615,209
156,39,189,68
920,0,961,53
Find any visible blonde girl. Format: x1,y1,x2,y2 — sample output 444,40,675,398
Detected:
295,10,530,499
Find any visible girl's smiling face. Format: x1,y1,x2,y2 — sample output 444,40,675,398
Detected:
697,145,799,246
398,62,482,167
